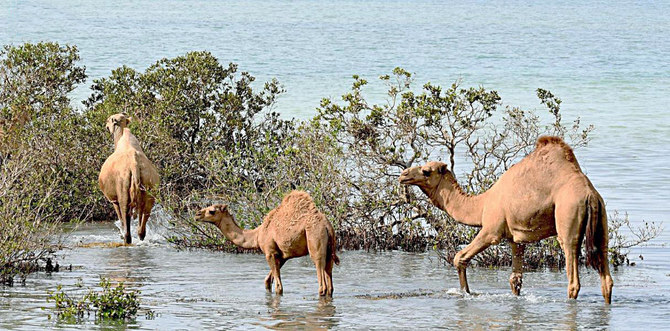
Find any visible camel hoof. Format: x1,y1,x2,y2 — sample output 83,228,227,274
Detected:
138,233,146,241
509,272,523,296
124,234,132,245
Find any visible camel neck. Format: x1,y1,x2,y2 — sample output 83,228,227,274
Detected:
425,176,484,227
216,217,259,250
112,127,129,149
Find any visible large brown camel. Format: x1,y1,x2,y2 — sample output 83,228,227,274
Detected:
99,113,160,244
399,136,613,304
195,190,340,296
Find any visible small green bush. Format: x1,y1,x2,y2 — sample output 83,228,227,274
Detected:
46,278,141,322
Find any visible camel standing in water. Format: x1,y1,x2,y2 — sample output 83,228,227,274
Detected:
399,136,613,304
195,191,340,296
99,113,160,244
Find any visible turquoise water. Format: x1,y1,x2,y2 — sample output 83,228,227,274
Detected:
1,0,669,329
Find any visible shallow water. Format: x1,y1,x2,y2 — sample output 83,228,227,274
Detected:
1,221,669,329
1,0,670,328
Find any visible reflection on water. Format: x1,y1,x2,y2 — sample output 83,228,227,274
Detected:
102,245,156,286
0,222,668,329
262,295,338,330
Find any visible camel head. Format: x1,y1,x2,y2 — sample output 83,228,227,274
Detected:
399,161,452,190
194,204,232,226
105,113,132,136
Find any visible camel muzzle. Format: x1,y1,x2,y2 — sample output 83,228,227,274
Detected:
398,170,413,184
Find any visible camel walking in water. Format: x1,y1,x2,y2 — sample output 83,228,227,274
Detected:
99,113,160,244
195,191,340,296
399,136,613,304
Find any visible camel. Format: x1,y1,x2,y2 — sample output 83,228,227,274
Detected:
99,113,160,244
195,190,340,296
399,136,613,304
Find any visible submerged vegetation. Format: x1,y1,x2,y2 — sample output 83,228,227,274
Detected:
0,42,662,284
46,278,141,322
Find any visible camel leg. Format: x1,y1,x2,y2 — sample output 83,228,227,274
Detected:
453,231,497,293
264,260,286,292
307,231,329,296
266,254,283,295
325,257,334,296
138,193,154,241
264,270,273,291
561,240,580,300
111,202,123,232
118,189,132,244
310,253,327,296
555,201,584,300
136,191,145,240
509,242,525,295
598,238,614,304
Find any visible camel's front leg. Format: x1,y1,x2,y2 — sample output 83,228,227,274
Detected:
509,242,525,295
453,231,497,293
266,255,284,295
264,260,286,292
264,271,273,291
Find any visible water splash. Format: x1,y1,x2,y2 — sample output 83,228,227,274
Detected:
445,287,554,303
113,204,171,246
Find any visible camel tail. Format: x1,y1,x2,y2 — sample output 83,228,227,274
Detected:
583,196,606,272
328,224,340,266
129,161,142,219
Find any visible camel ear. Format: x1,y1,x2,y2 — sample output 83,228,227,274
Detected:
126,117,132,125
437,164,448,175
217,204,228,212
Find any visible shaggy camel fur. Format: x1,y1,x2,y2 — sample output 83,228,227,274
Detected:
99,113,160,244
195,190,340,296
399,136,613,304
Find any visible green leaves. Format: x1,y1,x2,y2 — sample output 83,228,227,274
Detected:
85,51,289,200
0,42,86,145
46,278,141,322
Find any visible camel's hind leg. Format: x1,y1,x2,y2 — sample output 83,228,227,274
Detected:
598,233,614,304
599,252,614,304
324,256,334,296
555,201,584,300
138,192,155,241
509,242,525,295
307,229,329,296
117,186,132,244
111,201,123,231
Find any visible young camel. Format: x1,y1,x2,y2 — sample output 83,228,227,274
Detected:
195,190,340,296
99,113,160,244
399,136,613,304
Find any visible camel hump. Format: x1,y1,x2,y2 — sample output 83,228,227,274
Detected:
280,190,315,208
283,190,312,201
534,136,578,164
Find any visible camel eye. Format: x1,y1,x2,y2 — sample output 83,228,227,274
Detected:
422,169,431,176
208,210,215,215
